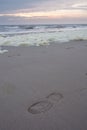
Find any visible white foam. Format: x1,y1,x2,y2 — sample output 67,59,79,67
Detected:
0,47,8,54
0,26,87,49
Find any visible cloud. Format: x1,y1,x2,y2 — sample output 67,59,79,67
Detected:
0,0,44,13
72,3,87,10
0,0,87,24
0,0,87,13
0,9,87,18
0,15,87,25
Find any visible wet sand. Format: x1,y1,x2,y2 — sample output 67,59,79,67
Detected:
0,41,87,130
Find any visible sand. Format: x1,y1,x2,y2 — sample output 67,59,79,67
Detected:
0,40,87,130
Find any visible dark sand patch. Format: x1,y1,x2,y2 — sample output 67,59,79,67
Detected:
0,82,16,95
84,45,87,47
8,53,21,57
85,73,87,76
65,47,75,50
46,92,63,103
28,100,53,114
79,87,87,92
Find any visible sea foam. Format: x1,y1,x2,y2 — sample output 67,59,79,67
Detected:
0,24,87,53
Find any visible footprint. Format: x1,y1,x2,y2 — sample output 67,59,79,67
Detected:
8,53,20,58
28,100,53,114
8,55,13,57
84,45,87,47
66,47,74,50
46,92,63,103
17,54,21,56
85,73,87,76
79,87,87,92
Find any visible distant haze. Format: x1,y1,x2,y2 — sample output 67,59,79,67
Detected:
0,0,87,24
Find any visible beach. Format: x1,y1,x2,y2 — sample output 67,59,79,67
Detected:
0,40,87,130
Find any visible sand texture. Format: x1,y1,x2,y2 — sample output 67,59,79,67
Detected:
0,41,87,130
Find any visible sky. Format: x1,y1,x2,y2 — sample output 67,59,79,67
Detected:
0,0,87,24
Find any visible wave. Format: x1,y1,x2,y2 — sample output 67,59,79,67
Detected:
0,27,87,46
0,24,87,54
0,24,87,34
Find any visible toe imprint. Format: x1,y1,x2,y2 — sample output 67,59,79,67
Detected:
46,92,63,103
28,100,53,114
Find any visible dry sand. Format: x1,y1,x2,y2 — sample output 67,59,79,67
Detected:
0,41,87,130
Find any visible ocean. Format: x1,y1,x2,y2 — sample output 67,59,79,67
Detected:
0,24,87,53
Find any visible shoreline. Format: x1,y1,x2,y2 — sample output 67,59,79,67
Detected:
0,39,87,51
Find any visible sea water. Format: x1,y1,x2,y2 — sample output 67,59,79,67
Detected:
0,24,87,53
